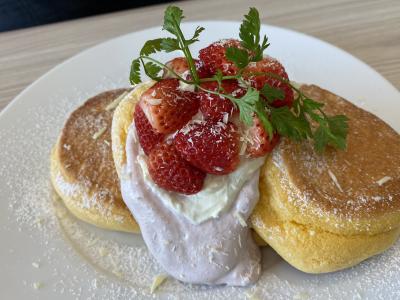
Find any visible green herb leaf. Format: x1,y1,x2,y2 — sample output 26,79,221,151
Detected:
186,26,205,46
270,106,311,141
163,6,184,35
314,125,329,152
129,59,141,84
143,61,162,81
212,69,224,91
255,99,274,138
160,38,180,52
239,7,269,61
140,39,163,56
225,47,249,69
260,83,284,103
302,97,324,111
235,88,259,126
314,117,349,153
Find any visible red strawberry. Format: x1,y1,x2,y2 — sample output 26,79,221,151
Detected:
139,78,199,134
163,57,190,78
198,80,245,121
134,105,165,155
245,116,280,157
163,57,211,79
174,120,240,175
243,56,294,107
147,143,206,194
199,39,244,76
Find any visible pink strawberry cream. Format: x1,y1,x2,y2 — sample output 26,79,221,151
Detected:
120,122,262,286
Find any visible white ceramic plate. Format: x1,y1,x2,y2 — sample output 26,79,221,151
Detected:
0,21,399,300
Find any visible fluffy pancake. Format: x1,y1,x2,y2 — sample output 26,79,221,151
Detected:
50,89,140,233
111,81,156,177
251,84,400,273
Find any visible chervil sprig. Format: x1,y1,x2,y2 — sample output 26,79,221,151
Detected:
129,5,349,152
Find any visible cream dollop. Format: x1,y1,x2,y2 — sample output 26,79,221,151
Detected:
120,124,262,286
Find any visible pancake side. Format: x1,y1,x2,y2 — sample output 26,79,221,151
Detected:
268,84,400,235
51,89,140,233
112,81,155,178
251,84,400,272
251,157,400,273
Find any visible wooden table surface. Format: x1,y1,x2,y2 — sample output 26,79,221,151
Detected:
0,0,399,112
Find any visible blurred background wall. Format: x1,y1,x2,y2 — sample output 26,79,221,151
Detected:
0,0,175,32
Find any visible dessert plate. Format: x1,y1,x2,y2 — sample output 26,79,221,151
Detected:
0,21,399,300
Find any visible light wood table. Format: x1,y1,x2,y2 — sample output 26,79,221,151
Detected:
0,0,399,112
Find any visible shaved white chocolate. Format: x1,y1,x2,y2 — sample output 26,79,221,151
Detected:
328,169,343,192
150,274,168,293
376,176,392,186
92,127,107,140
105,91,128,111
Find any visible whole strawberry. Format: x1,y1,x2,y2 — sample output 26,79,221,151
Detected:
243,57,294,107
198,80,245,122
174,120,240,175
134,105,165,155
199,39,245,76
147,142,206,194
139,78,199,134
245,116,280,157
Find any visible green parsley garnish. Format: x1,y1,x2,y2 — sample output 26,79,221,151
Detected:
129,5,349,152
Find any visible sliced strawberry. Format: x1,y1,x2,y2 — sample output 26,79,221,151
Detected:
198,80,245,122
139,78,199,134
134,105,165,155
243,56,294,107
174,120,240,175
199,39,244,76
147,142,206,194
245,116,280,157
163,57,211,79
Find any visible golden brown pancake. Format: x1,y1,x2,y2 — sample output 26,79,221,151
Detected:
251,84,400,273
50,89,140,233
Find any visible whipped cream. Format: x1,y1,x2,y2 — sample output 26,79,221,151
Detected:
120,124,262,286
137,150,264,224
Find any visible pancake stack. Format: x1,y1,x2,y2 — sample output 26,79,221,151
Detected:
50,89,140,233
251,84,400,273
50,83,400,272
